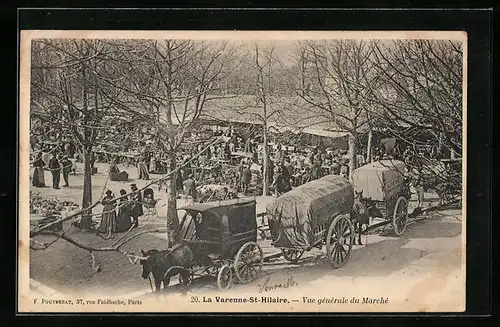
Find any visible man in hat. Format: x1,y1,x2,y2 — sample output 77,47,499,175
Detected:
240,164,252,195
60,155,73,187
130,184,143,228
48,153,61,189
272,166,287,197
236,159,245,191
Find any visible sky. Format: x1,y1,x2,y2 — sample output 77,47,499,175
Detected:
222,39,397,67
226,40,298,66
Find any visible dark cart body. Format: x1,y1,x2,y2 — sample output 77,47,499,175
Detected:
179,198,257,258
177,198,263,290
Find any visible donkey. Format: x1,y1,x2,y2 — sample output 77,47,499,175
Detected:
139,245,194,293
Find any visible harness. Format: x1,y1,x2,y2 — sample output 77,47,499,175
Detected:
145,244,191,292
351,200,370,226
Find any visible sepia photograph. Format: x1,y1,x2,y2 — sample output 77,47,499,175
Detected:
19,30,466,313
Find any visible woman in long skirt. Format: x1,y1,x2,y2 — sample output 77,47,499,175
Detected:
98,190,116,237
115,189,132,232
32,152,46,187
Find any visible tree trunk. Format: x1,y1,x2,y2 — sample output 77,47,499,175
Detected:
262,125,269,196
80,148,93,231
348,132,357,179
366,128,373,163
166,151,180,247
300,56,306,97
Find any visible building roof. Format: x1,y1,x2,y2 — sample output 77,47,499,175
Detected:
112,94,351,138
199,95,347,135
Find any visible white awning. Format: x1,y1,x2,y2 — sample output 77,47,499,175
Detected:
300,128,349,139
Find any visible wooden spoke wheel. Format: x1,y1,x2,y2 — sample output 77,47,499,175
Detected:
217,264,232,291
392,196,408,236
326,214,354,269
281,248,304,263
234,242,263,283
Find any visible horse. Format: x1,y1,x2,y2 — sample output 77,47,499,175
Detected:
350,190,369,245
350,190,382,245
139,245,194,293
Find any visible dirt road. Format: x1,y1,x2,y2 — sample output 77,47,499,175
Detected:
28,162,464,311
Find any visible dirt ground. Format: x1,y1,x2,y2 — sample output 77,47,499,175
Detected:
28,161,464,311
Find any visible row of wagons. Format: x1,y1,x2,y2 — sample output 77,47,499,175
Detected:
172,160,411,290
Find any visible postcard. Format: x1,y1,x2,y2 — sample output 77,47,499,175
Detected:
19,30,466,312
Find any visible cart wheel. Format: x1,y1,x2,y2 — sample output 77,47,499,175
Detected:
326,214,354,269
392,196,408,236
234,242,263,283
281,249,304,263
217,264,232,291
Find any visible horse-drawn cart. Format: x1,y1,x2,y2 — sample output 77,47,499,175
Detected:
266,175,356,268
177,198,264,290
350,160,411,236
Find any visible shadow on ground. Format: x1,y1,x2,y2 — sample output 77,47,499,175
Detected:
408,221,461,239
30,203,462,298
30,223,167,296
159,208,462,296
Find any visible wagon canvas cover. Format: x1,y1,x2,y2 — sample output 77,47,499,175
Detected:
351,160,407,202
266,175,354,249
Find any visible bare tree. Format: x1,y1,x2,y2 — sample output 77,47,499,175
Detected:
291,41,312,98
291,40,379,174
254,44,274,196
102,39,236,245
29,139,221,271
210,43,286,195
31,39,127,230
368,40,463,157
361,40,464,203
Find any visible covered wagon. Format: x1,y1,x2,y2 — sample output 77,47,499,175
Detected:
351,160,411,236
266,175,355,268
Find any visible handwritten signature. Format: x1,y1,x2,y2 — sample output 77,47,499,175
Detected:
257,275,298,293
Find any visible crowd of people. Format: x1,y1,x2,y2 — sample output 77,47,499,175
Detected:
31,129,397,200
32,151,74,189
32,125,456,236
95,183,154,237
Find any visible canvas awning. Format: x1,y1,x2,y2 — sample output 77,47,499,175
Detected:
300,128,349,139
